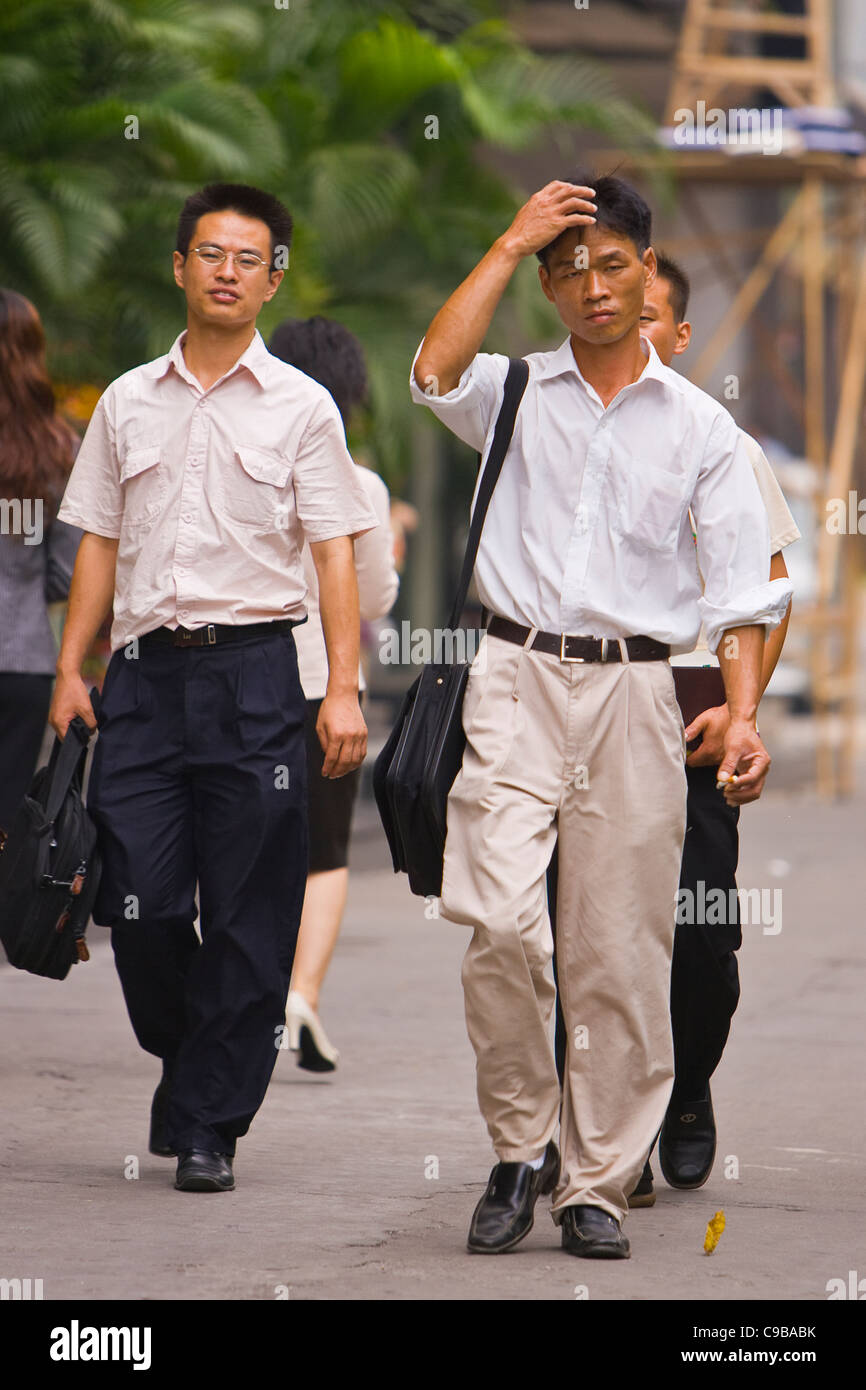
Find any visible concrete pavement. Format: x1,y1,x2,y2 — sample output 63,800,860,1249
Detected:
1,765,864,1302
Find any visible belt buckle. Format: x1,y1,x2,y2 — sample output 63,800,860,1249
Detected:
560,634,585,664
600,637,610,663
206,624,216,646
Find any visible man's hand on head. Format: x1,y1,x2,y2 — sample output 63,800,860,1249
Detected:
500,181,598,261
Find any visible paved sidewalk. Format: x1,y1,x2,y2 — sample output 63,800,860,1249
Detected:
1,780,863,1301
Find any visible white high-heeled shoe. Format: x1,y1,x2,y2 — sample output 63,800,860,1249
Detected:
285,990,339,1072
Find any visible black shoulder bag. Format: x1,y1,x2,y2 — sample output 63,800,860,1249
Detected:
373,356,529,897
0,698,102,979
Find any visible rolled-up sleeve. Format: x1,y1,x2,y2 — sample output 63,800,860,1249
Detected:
292,398,377,544
409,340,509,452
693,412,794,654
55,393,123,538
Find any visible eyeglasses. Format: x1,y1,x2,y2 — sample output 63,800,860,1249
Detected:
190,244,271,273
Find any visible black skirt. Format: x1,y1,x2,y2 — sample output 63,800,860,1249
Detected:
304,696,362,872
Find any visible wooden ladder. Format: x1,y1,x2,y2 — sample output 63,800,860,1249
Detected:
666,0,835,118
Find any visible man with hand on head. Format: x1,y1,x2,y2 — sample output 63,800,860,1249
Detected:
51,183,376,1194
411,174,792,1259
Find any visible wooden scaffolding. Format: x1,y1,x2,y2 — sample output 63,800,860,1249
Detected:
614,0,866,794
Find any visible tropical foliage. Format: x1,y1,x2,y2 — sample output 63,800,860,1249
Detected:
0,0,660,482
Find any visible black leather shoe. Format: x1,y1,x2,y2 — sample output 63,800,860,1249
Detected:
467,1141,559,1254
659,1085,716,1189
148,1069,175,1158
175,1150,234,1192
627,1159,655,1209
561,1205,631,1259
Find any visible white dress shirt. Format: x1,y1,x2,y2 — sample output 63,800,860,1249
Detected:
410,336,793,654
294,464,399,700
58,330,378,652
672,431,800,667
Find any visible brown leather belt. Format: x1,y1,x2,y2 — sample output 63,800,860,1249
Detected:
139,619,301,648
487,615,670,663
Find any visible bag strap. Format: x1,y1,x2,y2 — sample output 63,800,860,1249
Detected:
446,357,529,632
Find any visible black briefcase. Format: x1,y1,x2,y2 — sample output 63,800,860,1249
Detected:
374,357,529,897
0,701,102,980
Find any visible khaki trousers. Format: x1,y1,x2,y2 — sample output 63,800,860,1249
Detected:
441,634,687,1225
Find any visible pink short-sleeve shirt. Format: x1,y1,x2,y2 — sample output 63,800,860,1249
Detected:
58,330,378,652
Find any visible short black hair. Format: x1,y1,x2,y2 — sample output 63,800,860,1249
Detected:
268,316,368,426
536,172,652,267
176,183,293,265
654,251,691,325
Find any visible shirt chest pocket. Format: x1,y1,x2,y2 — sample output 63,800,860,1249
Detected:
221,444,292,529
119,445,167,531
614,462,685,552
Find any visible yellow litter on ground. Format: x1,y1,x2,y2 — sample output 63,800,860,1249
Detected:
704,1210,726,1254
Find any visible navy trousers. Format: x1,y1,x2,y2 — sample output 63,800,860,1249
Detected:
87,627,308,1155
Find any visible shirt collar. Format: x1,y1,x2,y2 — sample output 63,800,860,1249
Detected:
150,328,273,390
535,333,682,394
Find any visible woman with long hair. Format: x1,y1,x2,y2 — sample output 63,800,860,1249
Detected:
0,289,82,828
268,316,399,1070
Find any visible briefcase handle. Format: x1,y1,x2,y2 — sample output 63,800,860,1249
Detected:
446,357,529,634
41,688,100,828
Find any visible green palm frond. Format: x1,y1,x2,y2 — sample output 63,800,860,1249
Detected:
0,159,70,293
305,143,419,256
335,17,460,133
0,53,42,86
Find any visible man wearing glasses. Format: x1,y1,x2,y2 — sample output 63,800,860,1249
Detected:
51,183,376,1193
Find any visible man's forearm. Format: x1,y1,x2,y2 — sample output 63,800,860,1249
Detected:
313,541,361,695
413,236,522,396
717,624,764,724
56,533,118,674
759,552,792,698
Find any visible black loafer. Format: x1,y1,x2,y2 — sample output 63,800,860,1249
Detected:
659,1086,716,1190
627,1159,656,1209
175,1150,234,1193
467,1141,559,1254
148,1069,176,1158
561,1205,631,1259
